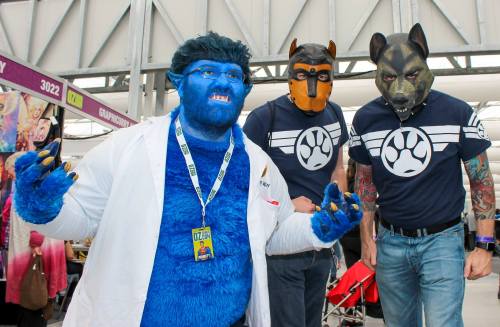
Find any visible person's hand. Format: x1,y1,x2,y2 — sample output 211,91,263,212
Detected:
292,196,315,213
361,237,377,271
31,246,42,256
311,183,363,242
14,139,78,224
464,248,492,280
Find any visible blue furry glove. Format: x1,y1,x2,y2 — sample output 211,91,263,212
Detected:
311,183,363,242
14,139,78,224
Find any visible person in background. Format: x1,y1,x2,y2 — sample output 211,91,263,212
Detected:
64,241,83,277
496,209,500,299
244,38,350,327
60,241,84,312
339,159,384,326
350,24,495,327
339,159,360,268
4,152,67,327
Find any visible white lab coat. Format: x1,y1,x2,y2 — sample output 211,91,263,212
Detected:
30,114,333,327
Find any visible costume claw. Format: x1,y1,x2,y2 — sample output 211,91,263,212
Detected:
315,205,321,212
344,192,352,197
72,174,79,181
330,203,338,211
38,150,50,158
41,157,54,166
64,162,71,172
352,204,359,211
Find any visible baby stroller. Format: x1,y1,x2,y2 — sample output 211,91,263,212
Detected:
322,261,379,327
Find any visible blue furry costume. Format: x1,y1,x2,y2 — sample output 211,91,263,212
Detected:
13,32,362,326
140,109,252,325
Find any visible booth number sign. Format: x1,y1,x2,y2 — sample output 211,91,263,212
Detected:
67,89,83,110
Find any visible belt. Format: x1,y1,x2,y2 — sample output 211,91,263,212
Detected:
381,217,461,237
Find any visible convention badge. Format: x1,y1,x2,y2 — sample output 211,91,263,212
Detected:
192,226,214,262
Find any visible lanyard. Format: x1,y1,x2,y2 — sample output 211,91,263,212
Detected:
174,117,234,227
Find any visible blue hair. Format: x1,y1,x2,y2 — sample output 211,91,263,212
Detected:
170,32,252,84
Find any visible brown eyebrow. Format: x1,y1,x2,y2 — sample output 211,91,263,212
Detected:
380,66,397,76
402,64,422,74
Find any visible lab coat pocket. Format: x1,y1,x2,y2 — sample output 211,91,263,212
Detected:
258,197,280,240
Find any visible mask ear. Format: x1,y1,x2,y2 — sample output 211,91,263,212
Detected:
167,71,184,97
369,32,387,64
408,23,429,59
327,40,336,60
289,38,298,58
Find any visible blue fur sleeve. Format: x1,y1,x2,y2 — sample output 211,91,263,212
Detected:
14,150,76,225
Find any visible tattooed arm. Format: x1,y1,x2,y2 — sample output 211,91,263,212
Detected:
354,163,378,270
464,152,496,222
463,151,495,279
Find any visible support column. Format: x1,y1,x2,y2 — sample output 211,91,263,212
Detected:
127,0,147,120
155,71,166,116
143,72,155,118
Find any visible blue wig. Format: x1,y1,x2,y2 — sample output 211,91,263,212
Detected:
170,32,252,84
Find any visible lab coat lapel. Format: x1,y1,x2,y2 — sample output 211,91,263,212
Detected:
142,114,171,213
245,138,268,210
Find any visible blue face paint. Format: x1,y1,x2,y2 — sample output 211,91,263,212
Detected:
170,60,252,141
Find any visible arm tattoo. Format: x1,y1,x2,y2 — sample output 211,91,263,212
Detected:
354,163,377,212
464,152,496,220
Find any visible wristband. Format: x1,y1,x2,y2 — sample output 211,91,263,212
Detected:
475,236,495,243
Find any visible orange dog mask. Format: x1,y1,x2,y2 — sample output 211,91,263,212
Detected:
288,39,336,112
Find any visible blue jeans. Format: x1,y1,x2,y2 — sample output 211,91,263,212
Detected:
376,223,465,327
267,249,332,327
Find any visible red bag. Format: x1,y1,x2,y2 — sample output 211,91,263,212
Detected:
327,261,378,307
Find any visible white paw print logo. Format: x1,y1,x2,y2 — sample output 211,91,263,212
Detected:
296,127,333,171
477,124,490,140
381,127,432,177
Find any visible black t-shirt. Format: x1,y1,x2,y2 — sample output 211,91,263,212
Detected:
349,90,491,229
244,95,349,205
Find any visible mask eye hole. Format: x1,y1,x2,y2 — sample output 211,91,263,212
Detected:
406,71,419,80
383,75,396,82
295,71,307,80
317,72,331,82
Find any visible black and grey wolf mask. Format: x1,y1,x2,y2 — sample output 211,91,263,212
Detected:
370,23,434,122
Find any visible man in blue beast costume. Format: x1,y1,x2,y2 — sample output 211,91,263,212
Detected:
13,32,362,327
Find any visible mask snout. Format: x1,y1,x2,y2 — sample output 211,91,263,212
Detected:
307,78,317,98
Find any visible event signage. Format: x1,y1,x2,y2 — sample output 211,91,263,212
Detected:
65,86,136,129
0,50,137,130
0,54,64,103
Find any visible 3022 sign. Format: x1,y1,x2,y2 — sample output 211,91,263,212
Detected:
40,79,60,97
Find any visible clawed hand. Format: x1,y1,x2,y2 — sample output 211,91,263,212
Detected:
14,139,78,224
311,183,363,242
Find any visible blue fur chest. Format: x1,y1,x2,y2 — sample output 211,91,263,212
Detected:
141,121,252,327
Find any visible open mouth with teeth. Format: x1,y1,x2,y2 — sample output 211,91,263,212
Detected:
394,107,409,113
209,94,231,103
